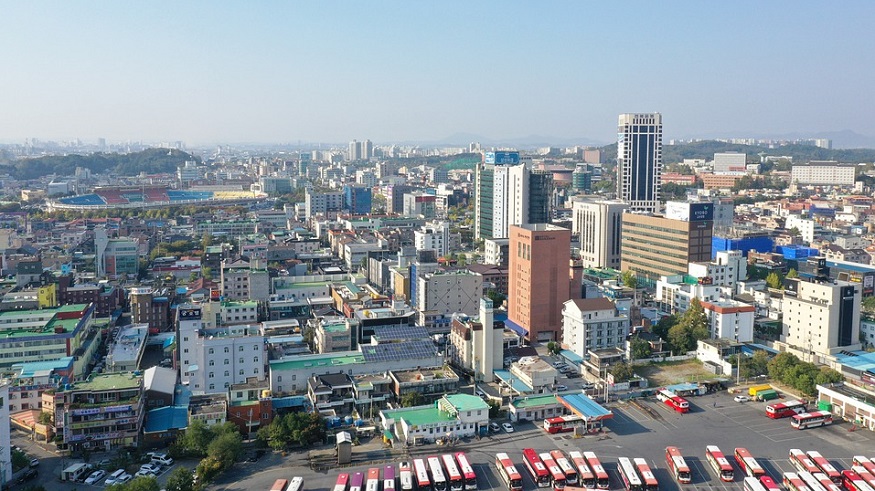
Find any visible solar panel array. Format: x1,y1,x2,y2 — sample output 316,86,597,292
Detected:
371,324,430,342
361,339,436,363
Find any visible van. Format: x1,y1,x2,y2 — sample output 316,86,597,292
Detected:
105,469,126,485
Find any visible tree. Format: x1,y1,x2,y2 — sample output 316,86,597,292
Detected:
653,315,677,341
620,270,638,289
863,297,875,312
207,430,243,468
667,299,709,353
195,456,224,486
788,227,801,237
11,450,28,471
611,362,635,382
201,233,213,250
786,268,799,279
165,467,194,491
767,352,800,382
177,420,213,456
814,367,844,387
201,266,212,281
630,337,652,360
766,272,783,289
106,477,160,491
401,392,424,407
747,350,770,378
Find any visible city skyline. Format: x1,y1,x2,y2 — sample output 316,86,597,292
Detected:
2,2,875,146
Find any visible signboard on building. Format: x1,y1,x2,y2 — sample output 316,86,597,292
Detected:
665,201,714,222
864,273,875,296
484,151,520,165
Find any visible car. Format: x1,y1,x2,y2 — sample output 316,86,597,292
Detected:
555,384,568,391
552,361,565,368
140,463,161,474
105,469,127,485
734,395,750,403
17,469,37,484
151,455,174,466
135,470,156,478
489,422,501,432
474,389,486,398
97,459,112,469
29,458,39,467
85,470,106,484
581,383,595,390
116,474,133,484
502,422,514,433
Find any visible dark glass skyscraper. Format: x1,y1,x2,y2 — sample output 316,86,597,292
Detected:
617,113,662,213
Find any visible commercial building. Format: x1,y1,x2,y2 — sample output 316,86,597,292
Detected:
130,288,171,332
713,152,747,174
414,221,450,257
617,113,662,213
379,394,490,445
403,192,437,218
447,299,503,383
507,224,572,342
700,300,755,342
220,259,270,301
416,270,483,317
305,190,344,219
0,304,96,373
572,199,628,269
474,151,553,240
791,161,855,186
561,297,630,358
483,238,509,267
781,278,861,360
343,184,372,215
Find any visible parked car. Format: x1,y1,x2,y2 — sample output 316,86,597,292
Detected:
135,470,156,478
116,474,133,484
555,384,568,391
734,395,750,403
151,455,174,466
105,469,127,485
502,422,515,433
29,458,39,467
85,470,106,484
489,422,501,432
17,469,37,484
140,463,161,474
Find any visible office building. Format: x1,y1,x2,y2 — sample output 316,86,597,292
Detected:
791,161,855,186
572,199,628,269
483,238,510,266
712,152,747,174
305,190,344,219
617,113,662,213
416,270,483,317
474,151,553,240
781,278,861,360
414,220,450,257
343,184,372,215
403,192,437,218
561,297,630,358
507,224,571,342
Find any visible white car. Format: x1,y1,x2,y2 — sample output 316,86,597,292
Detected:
135,470,156,478
105,470,127,485
502,422,515,433
734,395,751,403
140,463,162,474
85,470,106,485
555,384,568,391
116,474,133,484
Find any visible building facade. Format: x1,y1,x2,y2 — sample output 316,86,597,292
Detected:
781,278,861,360
617,113,662,213
561,298,630,358
572,199,629,269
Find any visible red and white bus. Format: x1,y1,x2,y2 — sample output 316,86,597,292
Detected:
544,415,584,434
552,450,579,486
414,459,432,491
760,476,781,491
367,468,381,491
706,446,734,482
791,411,833,430
443,454,464,491
766,399,808,419
523,448,552,488
735,448,766,478
853,458,875,480
584,452,610,489
334,474,350,491
808,452,841,484
814,472,843,491
656,389,690,413
843,470,875,491
799,472,827,491
569,451,596,489
271,479,289,491
618,457,643,491
455,452,477,491
745,477,769,491
852,467,875,490
634,458,659,491
665,447,691,484
784,472,811,491
540,452,567,491
495,453,523,491
399,462,414,491
384,466,397,491
428,456,448,491
351,473,365,491
791,450,822,475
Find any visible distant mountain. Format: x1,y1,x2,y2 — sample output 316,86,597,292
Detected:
0,148,200,180
412,133,609,148
679,130,875,150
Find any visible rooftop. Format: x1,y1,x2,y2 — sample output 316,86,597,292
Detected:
510,393,559,409
269,352,365,371
559,393,613,421
383,405,457,427
68,372,142,392
443,393,490,412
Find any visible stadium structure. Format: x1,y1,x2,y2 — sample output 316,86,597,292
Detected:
47,185,268,211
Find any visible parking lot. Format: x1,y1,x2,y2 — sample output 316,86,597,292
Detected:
211,389,875,491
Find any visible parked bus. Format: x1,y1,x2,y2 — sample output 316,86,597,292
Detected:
584,452,611,490
413,459,431,491
399,463,414,491
545,415,584,434
495,453,524,491
853,457,875,479
706,446,734,482
735,448,766,478
760,476,781,491
766,400,808,419
799,472,828,491
552,451,579,486
454,452,477,491
617,458,643,491
851,467,875,490
783,473,811,491
428,456,448,491
367,468,381,491
334,474,351,491
443,454,464,491
791,411,833,430
289,477,305,491
569,451,597,489
271,480,290,491
351,473,365,491
523,448,552,488
808,452,841,484
843,471,875,491
540,452,567,491
634,458,659,491
791,450,822,475
814,472,843,491
748,384,773,396
665,447,692,484
656,389,690,413
745,477,769,491
384,466,396,491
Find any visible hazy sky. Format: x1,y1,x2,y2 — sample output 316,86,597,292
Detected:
2,1,873,146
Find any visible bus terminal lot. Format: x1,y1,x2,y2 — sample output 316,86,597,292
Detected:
211,390,875,491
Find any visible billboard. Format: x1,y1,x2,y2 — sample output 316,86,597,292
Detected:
484,151,520,165
864,272,875,296
665,201,714,222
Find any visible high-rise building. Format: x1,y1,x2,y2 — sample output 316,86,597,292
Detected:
572,199,629,269
507,224,571,342
781,278,861,360
528,170,553,224
617,113,662,213
348,140,361,161
474,151,552,240
343,184,372,215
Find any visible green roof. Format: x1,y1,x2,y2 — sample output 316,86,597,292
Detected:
510,394,560,409
0,303,90,320
444,393,490,411
323,322,348,333
384,406,456,427
269,352,365,371
69,372,141,391
221,300,258,307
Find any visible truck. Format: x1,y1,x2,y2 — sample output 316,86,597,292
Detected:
756,389,778,401
748,384,772,397
61,463,93,482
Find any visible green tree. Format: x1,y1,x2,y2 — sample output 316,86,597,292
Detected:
401,392,425,407
766,272,783,289
177,419,213,456
164,467,194,491
630,337,652,360
195,456,224,486
201,233,213,250
207,430,243,468
814,367,844,387
611,362,635,382
767,352,800,382
201,266,212,281
106,477,160,491
786,268,799,279
747,350,770,378
667,299,709,353
620,270,638,289
863,297,875,312
653,315,677,341
11,450,28,470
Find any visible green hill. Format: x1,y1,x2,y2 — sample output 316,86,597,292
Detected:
0,148,200,180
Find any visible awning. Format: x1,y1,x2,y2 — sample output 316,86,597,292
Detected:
383,429,394,440
504,318,528,336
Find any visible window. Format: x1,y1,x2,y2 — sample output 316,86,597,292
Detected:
209,384,215,390
254,368,259,374
209,372,214,378
239,358,244,364
224,347,230,353
225,371,230,377
278,376,282,382
239,346,244,352
253,357,259,363
239,369,245,375
254,345,259,351
224,359,230,365
209,360,215,366
208,348,214,354
183,348,189,353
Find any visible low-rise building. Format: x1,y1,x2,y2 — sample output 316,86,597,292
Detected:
390,366,461,405
561,298,630,357
380,394,489,444
508,357,558,394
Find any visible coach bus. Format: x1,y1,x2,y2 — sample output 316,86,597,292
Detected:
399,463,414,491
523,448,551,488
706,446,734,482
791,411,833,430
618,458,643,491
289,477,304,491
271,480,289,491
735,448,766,478
350,473,365,491
760,476,781,491
766,399,808,419
851,467,875,489
814,472,843,491
443,454,464,491
634,458,658,491
791,450,822,475
656,389,690,413
495,453,524,491
665,447,691,484
334,474,351,491
540,452,567,491
455,452,477,491
544,415,584,434
569,451,596,489
428,456,448,491
799,471,828,491
808,452,841,484
854,457,875,479
843,470,875,491
584,452,611,489
413,459,431,491
784,472,812,491
552,450,579,486
744,477,769,491
366,468,381,491
384,466,396,491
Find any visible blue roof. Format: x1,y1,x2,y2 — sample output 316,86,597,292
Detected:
494,369,533,393
272,395,311,410
143,406,189,433
835,351,875,375
665,382,701,392
12,356,75,377
162,335,176,349
826,260,875,274
560,393,613,421
504,318,527,336
559,350,583,364
743,343,779,355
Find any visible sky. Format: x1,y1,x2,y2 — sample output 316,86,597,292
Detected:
1,1,874,146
